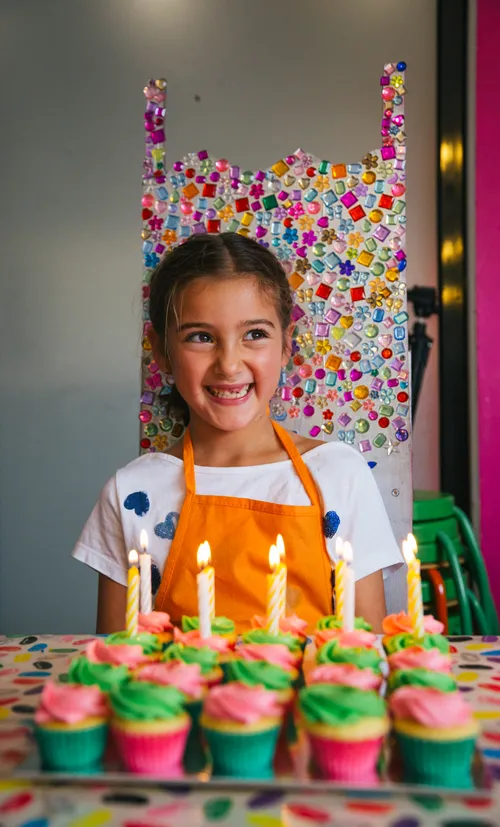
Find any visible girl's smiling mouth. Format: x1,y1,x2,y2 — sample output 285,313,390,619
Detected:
205,383,255,403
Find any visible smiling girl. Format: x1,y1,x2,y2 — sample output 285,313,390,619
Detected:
73,233,402,633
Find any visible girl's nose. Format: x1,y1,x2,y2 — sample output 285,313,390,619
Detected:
214,343,243,378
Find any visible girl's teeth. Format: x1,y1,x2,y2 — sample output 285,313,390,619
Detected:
208,385,250,399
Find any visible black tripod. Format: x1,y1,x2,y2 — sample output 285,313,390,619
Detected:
408,286,438,419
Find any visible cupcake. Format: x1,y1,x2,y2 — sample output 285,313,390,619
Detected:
387,647,452,674
201,682,283,778
225,659,297,705
67,655,129,693
87,638,151,668
173,628,235,678
382,612,444,652
138,611,173,645
104,631,163,658
317,615,372,631
316,639,383,676
242,629,302,660
135,661,207,773
35,681,108,772
251,614,309,651
315,628,378,650
383,632,450,658
387,668,457,696
238,643,300,673
389,686,479,787
308,663,383,693
162,643,223,687
110,680,189,776
182,615,237,647
299,683,388,782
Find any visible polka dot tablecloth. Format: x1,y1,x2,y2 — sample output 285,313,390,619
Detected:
1,634,500,826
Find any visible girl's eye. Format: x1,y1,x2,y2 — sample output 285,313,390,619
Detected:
185,332,213,344
244,328,269,341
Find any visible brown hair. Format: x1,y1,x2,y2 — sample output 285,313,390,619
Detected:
148,232,293,423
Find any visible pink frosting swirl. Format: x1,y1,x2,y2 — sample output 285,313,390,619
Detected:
204,682,283,724
390,686,474,728
138,611,173,634
35,681,108,725
388,647,452,673
252,614,308,639
136,661,205,699
383,612,444,636
238,643,299,670
85,638,149,668
309,663,383,691
173,627,232,653
315,629,377,649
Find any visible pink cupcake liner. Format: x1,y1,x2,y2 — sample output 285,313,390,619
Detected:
112,722,189,777
308,733,384,783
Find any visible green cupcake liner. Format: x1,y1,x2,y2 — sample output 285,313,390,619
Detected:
203,723,280,778
395,730,476,788
35,722,108,772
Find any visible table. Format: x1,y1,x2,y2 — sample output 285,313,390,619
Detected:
1,634,500,826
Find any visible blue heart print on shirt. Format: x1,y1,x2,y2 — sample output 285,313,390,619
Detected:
323,510,340,539
124,491,150,517
154,512,180,540
151,562,162,596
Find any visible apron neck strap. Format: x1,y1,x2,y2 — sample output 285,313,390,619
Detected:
182,429,197,495
270,420,322,508
183,421,321,508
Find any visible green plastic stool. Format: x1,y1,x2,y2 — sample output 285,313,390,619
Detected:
413,490,499,635
414,490,455,522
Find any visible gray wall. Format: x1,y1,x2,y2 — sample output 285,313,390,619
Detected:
0,0,437,633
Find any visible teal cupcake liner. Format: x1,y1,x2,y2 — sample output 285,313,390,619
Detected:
395,730,476,788
35,722,108,772
203,723,280,778
183,698,207,774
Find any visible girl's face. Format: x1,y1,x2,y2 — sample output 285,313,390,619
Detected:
161,275,290,433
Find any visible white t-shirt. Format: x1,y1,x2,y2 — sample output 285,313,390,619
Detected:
73,441,403,590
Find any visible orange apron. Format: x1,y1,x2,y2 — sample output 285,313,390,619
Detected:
155,421,333,632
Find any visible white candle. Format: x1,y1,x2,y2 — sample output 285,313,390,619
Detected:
197,541,213,639
342,541,355,632
139,529,152,614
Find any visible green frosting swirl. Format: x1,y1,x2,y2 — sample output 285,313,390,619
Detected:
67,656,129,692
104,631,162,655
384,633,450,656
316,640,382,672
242,629,301,653
226,659,293,691
387,668,457,694
317,615,372,632
299,683,386,726
181,616,235,635
162,644,218,674
110,680,186,721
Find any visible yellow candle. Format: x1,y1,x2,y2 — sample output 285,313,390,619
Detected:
342,541,355,632
334,537,346,621
267,544,281,634
197,541,214,638
126,549,140,637
403,533,424,639
276,534,287,619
